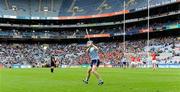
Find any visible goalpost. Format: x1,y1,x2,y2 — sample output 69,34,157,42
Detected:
147,0,150,65
122,0,151,68
123,0,126,52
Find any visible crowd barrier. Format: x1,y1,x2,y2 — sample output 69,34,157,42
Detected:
12,64,32,68
8,64,180,68
158,64,180,68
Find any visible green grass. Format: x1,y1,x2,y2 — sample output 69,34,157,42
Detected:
1,68,180,92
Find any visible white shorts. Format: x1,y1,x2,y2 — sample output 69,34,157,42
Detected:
131,62,137,65
138,62,142,64
152,60,156,64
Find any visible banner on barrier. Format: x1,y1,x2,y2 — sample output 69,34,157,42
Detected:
20,65,32,68
12,64,21,68
158,64,180,68
81,64,90,68
84,34,110,38
59,10,129,20
139,28,154,33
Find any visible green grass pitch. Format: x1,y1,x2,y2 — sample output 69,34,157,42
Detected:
1,68,180,92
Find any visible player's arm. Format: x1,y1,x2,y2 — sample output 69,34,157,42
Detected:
92,44,99,50
92,44,106,59
86,47,90,53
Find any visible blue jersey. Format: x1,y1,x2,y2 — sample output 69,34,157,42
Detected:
89,46,99,60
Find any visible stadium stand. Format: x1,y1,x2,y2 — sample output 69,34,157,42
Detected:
0,0,179,68
0,0,177,17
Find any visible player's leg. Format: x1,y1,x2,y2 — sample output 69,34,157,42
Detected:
154,63,157,70
123,62,125,69
83,68,92,84
138,62,141,68
152,62,156,71
91,64,103,85
131,62,134,68
143,62,145,68
91,65,100,79
152,63,155,70
124,62,127,69
51,66,54,73
135,63,137,68
145,62,148,68
152,60,157,71
86,68,92,81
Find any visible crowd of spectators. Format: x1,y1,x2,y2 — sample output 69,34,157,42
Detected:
0,36,179,68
